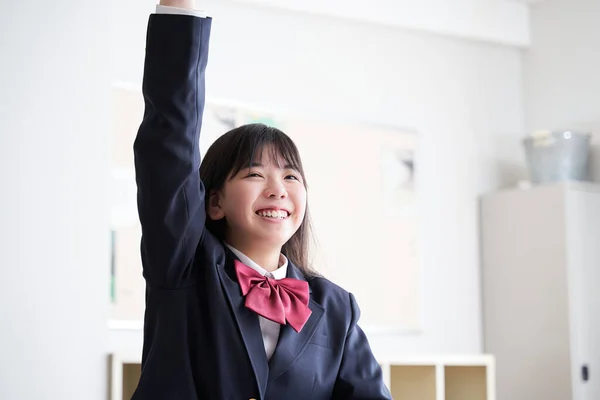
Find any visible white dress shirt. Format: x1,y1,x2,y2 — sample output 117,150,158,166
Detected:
156,4,207,18
157,3,286,362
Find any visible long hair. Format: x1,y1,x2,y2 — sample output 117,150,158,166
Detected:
199,123,318,277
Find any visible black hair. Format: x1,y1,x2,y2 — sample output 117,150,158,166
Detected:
199,123,318,277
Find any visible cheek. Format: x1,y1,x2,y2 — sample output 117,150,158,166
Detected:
294,188,308,219
221,188,249,217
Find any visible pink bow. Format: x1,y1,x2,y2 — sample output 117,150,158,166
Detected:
234,260,312,332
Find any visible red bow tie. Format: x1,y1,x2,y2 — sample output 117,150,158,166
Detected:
234,259,312,332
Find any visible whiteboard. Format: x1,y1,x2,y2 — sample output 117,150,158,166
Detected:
110,85,421,332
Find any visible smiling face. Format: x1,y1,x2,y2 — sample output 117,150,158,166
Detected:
200,124,311,268
208,147,307,251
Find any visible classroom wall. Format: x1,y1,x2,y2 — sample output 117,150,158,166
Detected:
523,0,600,181
109,0,527,355
0,2,110,399
220,0,531,47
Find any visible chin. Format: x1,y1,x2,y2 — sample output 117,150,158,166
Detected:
248,221,299,247
265,234,292,247
255,230,292,247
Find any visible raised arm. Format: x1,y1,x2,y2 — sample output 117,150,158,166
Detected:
133,1,211,288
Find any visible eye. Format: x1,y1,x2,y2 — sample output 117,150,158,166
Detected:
285,174,300,181
246,171,263,178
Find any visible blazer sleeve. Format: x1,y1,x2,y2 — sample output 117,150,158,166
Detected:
332,293,393,399
133,14,212,288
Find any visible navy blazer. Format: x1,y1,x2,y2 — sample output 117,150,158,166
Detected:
131,14,392,400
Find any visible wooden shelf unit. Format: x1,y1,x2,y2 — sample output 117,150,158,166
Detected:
380,355,495,400
109,352,142,400
109,352,495,400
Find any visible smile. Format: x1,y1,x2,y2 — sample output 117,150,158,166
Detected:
256,209,290,219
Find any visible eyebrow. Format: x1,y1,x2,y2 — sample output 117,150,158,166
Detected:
247,162,296,170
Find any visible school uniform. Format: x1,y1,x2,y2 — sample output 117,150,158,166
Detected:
131,9,391,400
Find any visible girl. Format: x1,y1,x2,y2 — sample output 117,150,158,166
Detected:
132,1,392,399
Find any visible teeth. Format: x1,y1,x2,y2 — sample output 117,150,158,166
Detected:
257,209,289,219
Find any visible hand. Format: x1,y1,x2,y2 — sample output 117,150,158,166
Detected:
159,0,195,9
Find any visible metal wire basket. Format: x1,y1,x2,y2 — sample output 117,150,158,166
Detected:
523,130,591,184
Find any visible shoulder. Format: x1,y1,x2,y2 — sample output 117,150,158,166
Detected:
307,275,349,300
307,275,361,326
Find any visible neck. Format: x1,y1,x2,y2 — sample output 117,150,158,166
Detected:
226,236,282,272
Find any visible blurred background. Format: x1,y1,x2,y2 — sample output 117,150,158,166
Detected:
1,0,599,399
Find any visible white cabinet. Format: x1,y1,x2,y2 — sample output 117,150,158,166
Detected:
480,182,600,400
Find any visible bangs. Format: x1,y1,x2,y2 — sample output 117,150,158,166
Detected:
227,124,305,180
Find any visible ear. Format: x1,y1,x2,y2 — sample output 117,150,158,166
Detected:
207,189,226,220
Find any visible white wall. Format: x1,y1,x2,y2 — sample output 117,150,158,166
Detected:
0,2,110,399
109,0,526,355
229,0,531,47
524,0,600,180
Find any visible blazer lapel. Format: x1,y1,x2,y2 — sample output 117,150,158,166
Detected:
268,262,325,381
217,253,269,398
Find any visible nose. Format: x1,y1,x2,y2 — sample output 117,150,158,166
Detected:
264,180,287,199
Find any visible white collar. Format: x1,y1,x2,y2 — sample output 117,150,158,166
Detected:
225,244,288,280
